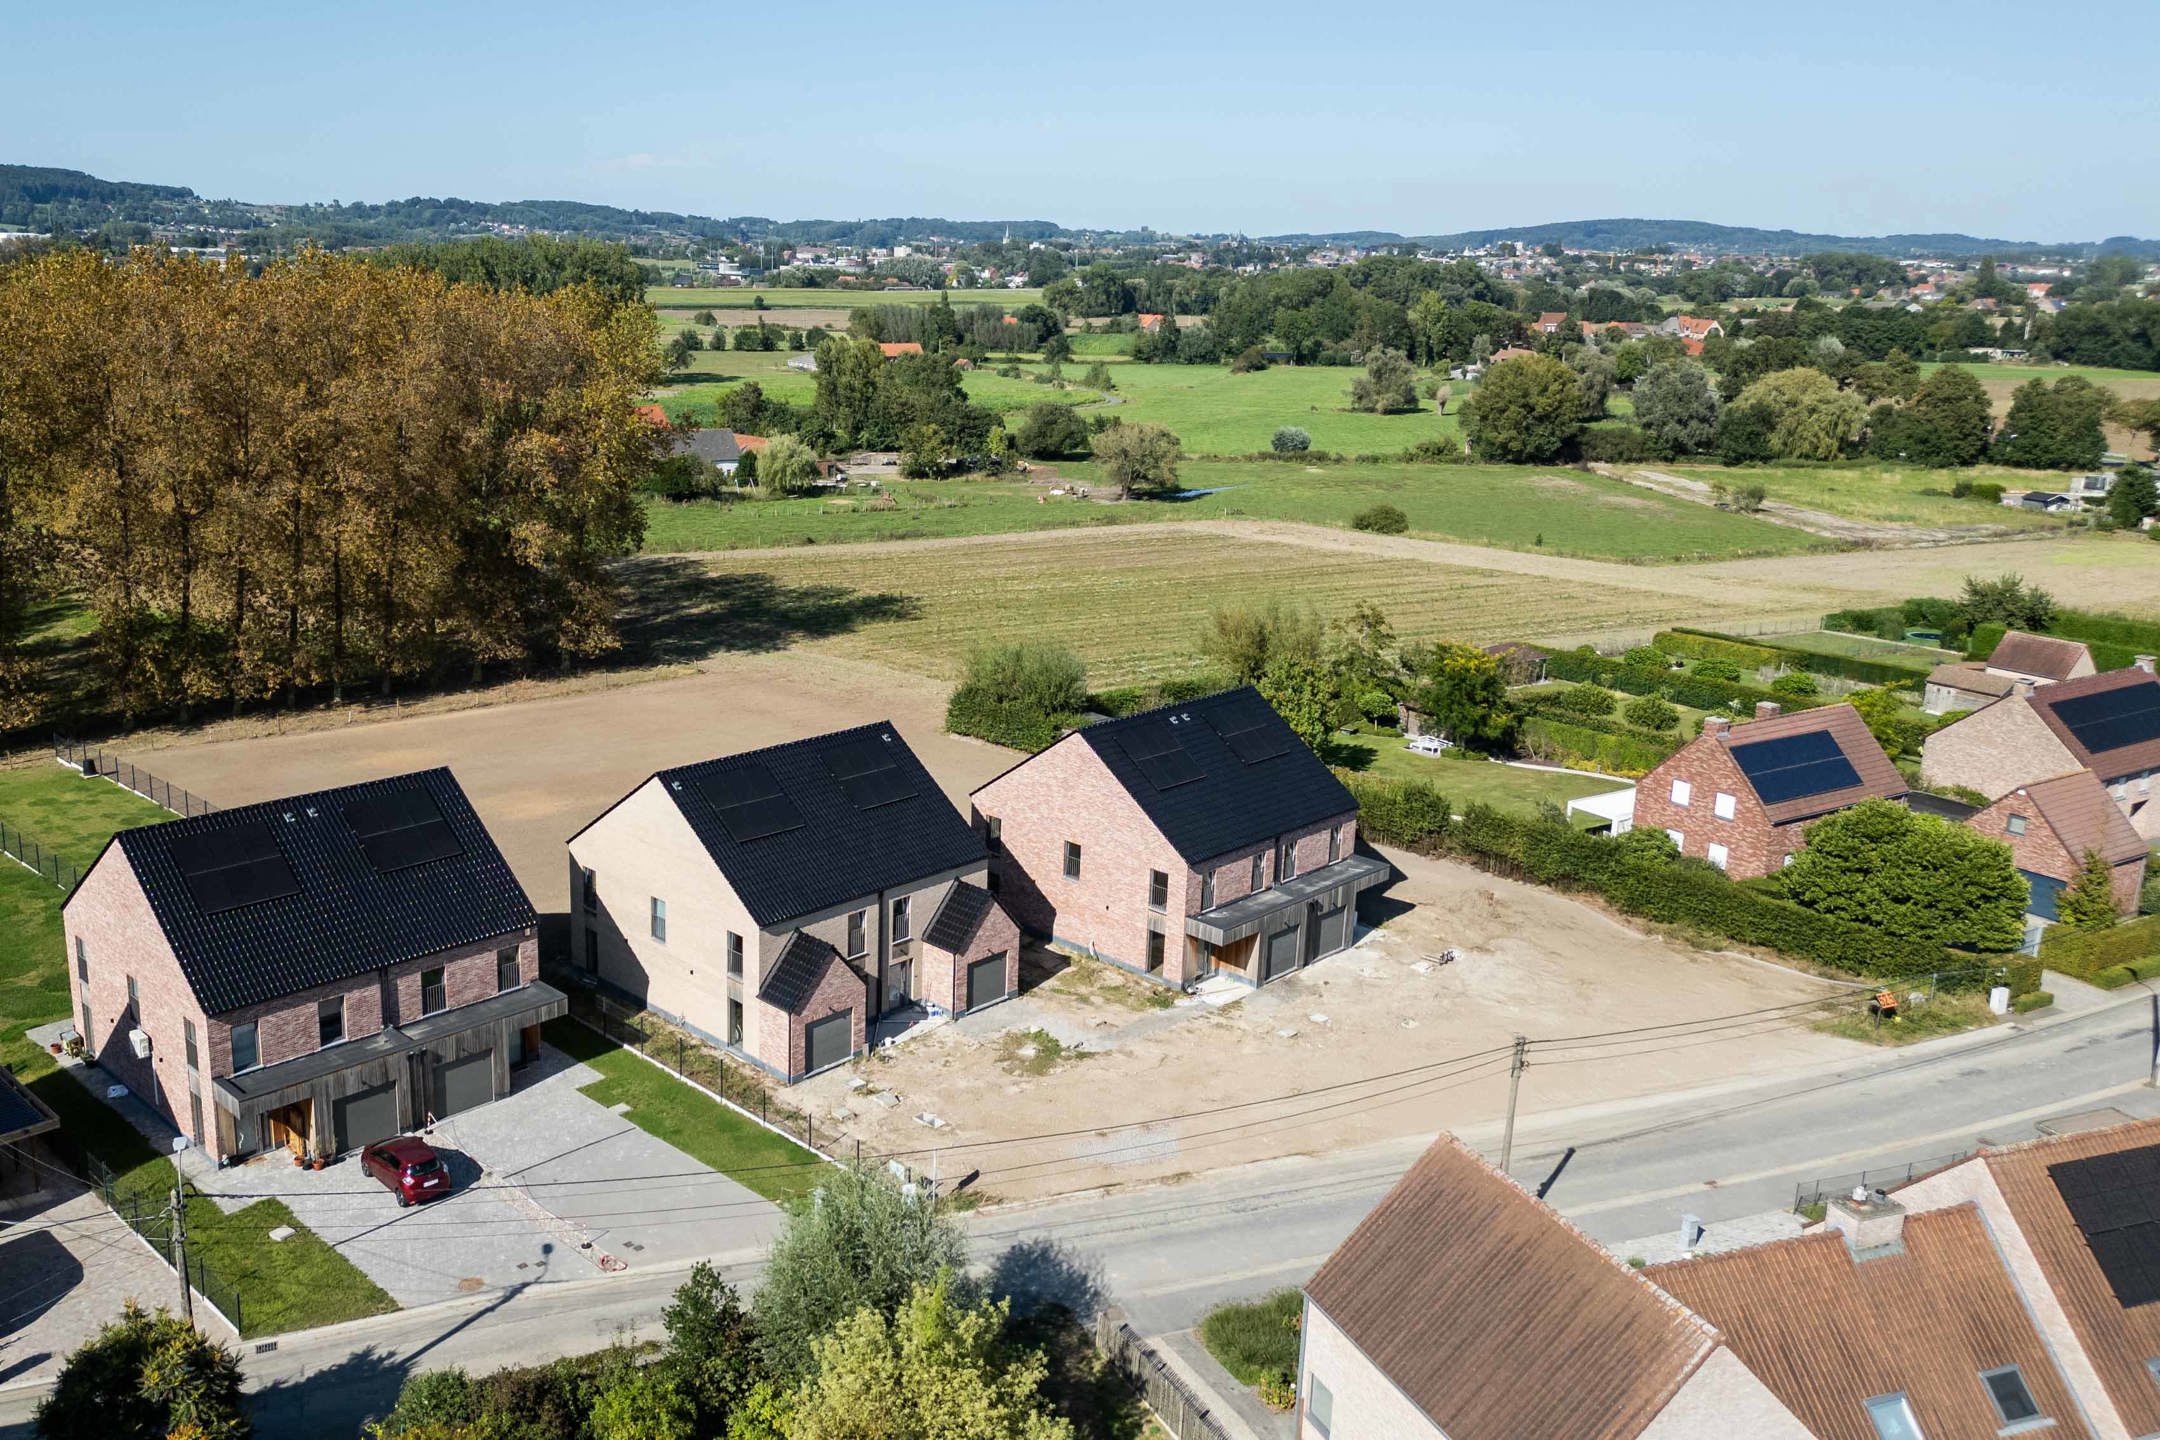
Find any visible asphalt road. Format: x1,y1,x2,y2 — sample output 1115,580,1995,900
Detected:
7,986,2157,1437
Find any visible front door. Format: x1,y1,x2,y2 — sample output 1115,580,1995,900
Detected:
885,960,913,1013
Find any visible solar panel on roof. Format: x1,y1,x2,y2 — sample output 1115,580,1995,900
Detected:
1118,725,1205,790
2051,685,2160,758
823,737,920,811
169,820,302,915
1206,708,1290,764
344,789,464,873
701,764,807,843
1730,730,1862,806
2051,1148,2160,1308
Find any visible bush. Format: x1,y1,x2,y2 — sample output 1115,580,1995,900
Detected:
2012,990,2054,1013
1624,646,1667,669
1199,1290,1303,1388
1518,717,1676,775
1351,503,1409,535
1692,658,1743,682
36,1303,248,1440
1551,683,1618,717
1622,695,1679,732
1271,426,1311,454
1770,671,1820,696
1013,402,1091,459
1577,424,1666,463
945,642,1088,751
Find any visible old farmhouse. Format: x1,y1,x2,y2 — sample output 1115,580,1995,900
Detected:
971,687,1386,989
63,769,558,1165
567,724,1018,1083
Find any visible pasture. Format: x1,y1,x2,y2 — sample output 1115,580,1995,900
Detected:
1025,360,1464,456
645,285,1042,309
1653,463,2073,531
1916,361,2160,458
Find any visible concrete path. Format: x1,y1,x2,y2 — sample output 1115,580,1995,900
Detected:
1154,1328,1295,1440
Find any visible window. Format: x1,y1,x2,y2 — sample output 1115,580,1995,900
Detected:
2006,814,2028,836
1146,929,1166,973
1706,842,1730,871
1148,870,1169,912
1307,1375,1334,1437
1279,840,1297,882
420,967,446,1016
1064,841,1083,880
727,931,744,977
650,896,668,943
318,997,344,1048
188,1088,204,1145
1200,871,1215,910
184,1018,198,1070
892,895,911,944
728,999,744,1046
79,1002,92,1054
847,909,867,958
1670,778,1692,807
126,974,139,1014
580,867,597,912
985,816,1002,854
74,937,87,983
1864,1393,1923,1440
1713,791,1736,821
1251,853,1265,891
1666,828,1685,850
230,1021,258,1074
1328,825,1342,864
497,948,520,992
1980,1367,2040,1427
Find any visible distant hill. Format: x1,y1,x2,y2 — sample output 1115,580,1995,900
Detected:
4,165,2154,260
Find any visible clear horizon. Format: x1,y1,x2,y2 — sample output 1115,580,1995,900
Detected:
7,0,2154,242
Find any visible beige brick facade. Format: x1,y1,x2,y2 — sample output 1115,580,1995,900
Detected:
1922,698,2080,803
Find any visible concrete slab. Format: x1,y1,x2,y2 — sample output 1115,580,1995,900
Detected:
1153,1328,1294,1440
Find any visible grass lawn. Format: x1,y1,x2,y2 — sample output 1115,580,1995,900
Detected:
649,349,1106,424
1760,629,1959,670
646,287,1043,310
1199,1288,1302,1386
1653,463,2076,531
1026,361,1464,457
640,461,1819,562
1329,735,1629,816
1066,332,1133,357
543,1018,826,1204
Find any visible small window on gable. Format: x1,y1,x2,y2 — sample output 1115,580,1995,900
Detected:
1713,791,1736,821
1670,779,1692,807
1864,1392,1923,1440
1148,870,1169,911
984,816,1002,854
1980,1366,2040,1426
1307,1375,1334,1436
1064,841,1082,880
2005,814,2027,836
1706,842,1730,871
1250,853,1264,891
650,896,668,943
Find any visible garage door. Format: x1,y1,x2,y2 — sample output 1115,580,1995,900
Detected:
1262,925,1301,982
804,1012,853,1076
1308,905,1347,960
331,1083,399,1154
966,953,1007,1012
435,1051,495,1119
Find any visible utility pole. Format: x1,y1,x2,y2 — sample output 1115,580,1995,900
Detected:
1499,1034,1529,1174
170,1185,194,1325
2148,993,2158,1089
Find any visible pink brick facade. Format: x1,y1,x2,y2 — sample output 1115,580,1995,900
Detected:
1631,732,1798,879
972,732,1358,986
771,953,869,1081
1967,794,2146,917
923,901,1022,1013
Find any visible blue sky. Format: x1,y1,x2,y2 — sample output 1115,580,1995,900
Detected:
7,0,2154,240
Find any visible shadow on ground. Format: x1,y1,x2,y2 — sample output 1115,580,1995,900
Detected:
614,557,920,667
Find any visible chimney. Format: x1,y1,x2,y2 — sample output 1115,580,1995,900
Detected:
1826,1187,1906,1258
1754,700,1783,721
2137,655,2156,675
1702,716,1731,738
2014,679,2036,699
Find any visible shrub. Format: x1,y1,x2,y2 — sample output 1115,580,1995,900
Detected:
2012,990,2054,1013
1692,658,1743,682
36,1303,248,1440
1770,671,1820,696
1013,402,1091,459
945,642,1087,751
1622,695,1679,732
1351,503,1409,535
1551,683,1619,717
1624,646,1667,669
1518,717,1676,775
1577,424,1666,463
1199,1290,1303,1388
1271,425,1312,454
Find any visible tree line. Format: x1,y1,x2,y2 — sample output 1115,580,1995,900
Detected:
0,246,658,736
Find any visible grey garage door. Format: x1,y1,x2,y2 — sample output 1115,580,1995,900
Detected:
435,1051,495,1119
1308,905,1347,960
966,953,1007,1011
331,1083,399,1154
1262,925,1301,982
804,1012,853,1075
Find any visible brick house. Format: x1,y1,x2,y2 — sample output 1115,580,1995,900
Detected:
62,769,560,1165
1925,631,2097,716
1631,702,1906,878
1966,770,2148,946
1923,660,2160,842
970,687,1386,989
566,724,1018,1083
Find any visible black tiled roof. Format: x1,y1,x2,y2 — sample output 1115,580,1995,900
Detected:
924,881,993,953
758,931,854,1014
672,429,741,465
106,769,534,1017
655,723,985,929
1072,687,1356,864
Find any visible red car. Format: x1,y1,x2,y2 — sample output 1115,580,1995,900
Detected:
360,1136,452,1206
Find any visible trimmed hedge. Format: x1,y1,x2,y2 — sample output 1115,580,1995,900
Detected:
1652,630,1783,671
1546,647,1828,714
2013,990,2055,1013
1521,716,1677,776
2094,955,2160,990
1658,628,1929,687
1088,672,1235,718
2038,913,2160,981
1339,772,2020,988
944,688,1063,751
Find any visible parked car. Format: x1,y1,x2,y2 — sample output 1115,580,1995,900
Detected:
1405,734,1452,756
361,1136,452,1206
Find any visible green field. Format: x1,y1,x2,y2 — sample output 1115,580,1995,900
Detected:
1066,333,1134,357
1330,736,1628,816
1023,361,1464,457
1655,464,2074,531
646,286,1043,309
650,347,1107,424
640,460,1821,562
1759,629,1959,669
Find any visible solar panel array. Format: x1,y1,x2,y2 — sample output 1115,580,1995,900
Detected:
702,765,807,843
343,789,464,873
822,734,919,811
2050,1148,2160,1308
1729,730,1862,806
1208,707,1290,765
2051,684,2160,757
169,820,302,915
1118,722,1206,791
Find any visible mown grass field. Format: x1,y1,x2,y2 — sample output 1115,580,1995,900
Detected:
1026,361,1463,456
1329,736,1628,815
1759,629,1960,668
650,347,1108,423
640,461,1822,561
646,286,1043,309
1655,463,2074,530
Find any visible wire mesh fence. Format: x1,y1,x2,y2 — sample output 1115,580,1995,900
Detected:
52,741,218,818
81,1154,245,1334
0,818,79,890
1093,1308,1235,1440
1791,1149,1973,1215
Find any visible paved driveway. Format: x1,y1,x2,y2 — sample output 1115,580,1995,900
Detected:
196,1046,783,1307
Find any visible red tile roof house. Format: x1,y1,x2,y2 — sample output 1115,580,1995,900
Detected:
1966,771,2149,945
1923,660,2160,843
61,769,561,1165
1630,702,1907,878
877,341,925,358
969,687,1387,990
1924,631,2095,716
1136,312,1167,332
566,724,1019,1084
1531,310,1569,334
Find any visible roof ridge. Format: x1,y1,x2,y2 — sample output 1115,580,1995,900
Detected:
659,719,900,779
1078,684,1254,733
114,765,458,846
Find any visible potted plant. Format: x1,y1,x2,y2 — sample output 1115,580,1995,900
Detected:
48,1041,61,1055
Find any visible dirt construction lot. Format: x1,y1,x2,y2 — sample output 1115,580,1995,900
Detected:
792,846,1861,1201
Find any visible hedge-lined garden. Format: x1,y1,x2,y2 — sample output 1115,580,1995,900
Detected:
1545,646,1835,714
2040,914,2160,988
1654,628,1931,688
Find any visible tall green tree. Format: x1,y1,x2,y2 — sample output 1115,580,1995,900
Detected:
1459,353,1582,462
1630,360,1721,455
37,1303,249,1440
1991,376,2112,470
1869,363,1993,466
1348,346,1419,413
1090,422,1182,499
2058,849,2123,931
1411,641,1516,749
1729,367,1866,460
1257,652,1339,753
1782,798,2026,951
2107,463,2157,528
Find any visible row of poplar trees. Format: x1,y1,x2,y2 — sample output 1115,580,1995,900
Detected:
0,246,661,732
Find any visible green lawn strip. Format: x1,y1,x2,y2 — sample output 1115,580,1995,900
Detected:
1656,463,2070,531
640,488,1143,552
0,764,173,868
543,1019,826,1204
1198,1288,1302,1386
1330,735,1627,817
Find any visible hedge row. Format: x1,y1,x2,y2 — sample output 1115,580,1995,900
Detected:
1520,716,1677,776
1545,648,1828,714
1340,772,2024,989
1089,672,1235,718
2093,956,2160,990
2038,913,2160,981
1657,628,1929,687
1651,630,1784,671
944,688,1063,751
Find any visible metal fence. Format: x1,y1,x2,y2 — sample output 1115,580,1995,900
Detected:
1094,1309,1235,1440
53,741,217,818
1792,1149,1973,1214
0,818,79,890
82,1154,245,1334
